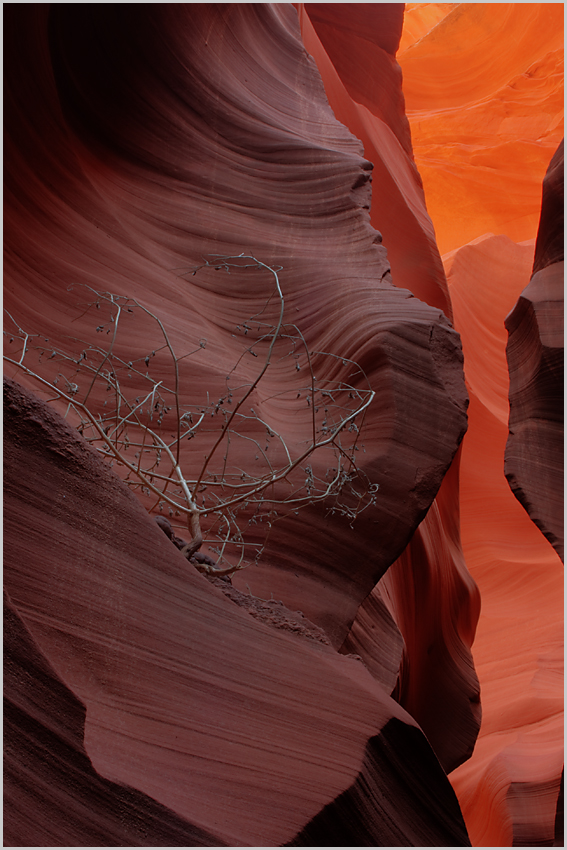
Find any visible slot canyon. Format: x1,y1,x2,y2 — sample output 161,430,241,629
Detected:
4,4,563,847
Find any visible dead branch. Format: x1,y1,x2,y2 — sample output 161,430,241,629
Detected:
4,255,377,576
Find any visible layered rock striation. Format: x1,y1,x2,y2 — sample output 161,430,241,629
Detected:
4,589,225,848
4,377,471,847
397,5,563,846
4,4,469,647
4,2,562,846
4,4,475,846
299,2,482,777
298,2,453,316
505,140,564,561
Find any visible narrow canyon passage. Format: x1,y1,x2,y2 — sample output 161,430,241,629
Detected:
4,4,563,847
304,3,563,845
401,6,564,846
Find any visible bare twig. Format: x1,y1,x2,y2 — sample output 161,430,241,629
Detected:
4,255,377,576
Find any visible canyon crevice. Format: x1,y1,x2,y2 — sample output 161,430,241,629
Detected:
4,4,563,847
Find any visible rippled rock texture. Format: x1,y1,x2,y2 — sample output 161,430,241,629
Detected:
4,377,471,847
299,1,481,780
4,382,467,846
399,2,564,255
398,5,563,846
505,140,564,561
3,2,562,847
5,3,469,642
4,3,474,846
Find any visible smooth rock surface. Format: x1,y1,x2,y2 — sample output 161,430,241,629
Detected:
505,141,564,560
5,2,562,846
399,3,564,255
4,591,226,848
3,4,474,845
4,377,471,847
532,139,565,275
378,451,482,776
300,1,482,776
298,3,454,317
445,234,563,848
399,7,564,844
4,3,468,648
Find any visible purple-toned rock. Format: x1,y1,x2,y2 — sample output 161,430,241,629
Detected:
505,140,564,560
4,377,471,846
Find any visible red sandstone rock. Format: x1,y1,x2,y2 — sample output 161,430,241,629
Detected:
4,3,468,647
7,2,561,845
339,580,404,695
505,260,564,560
297,3,453,317
445,234,563,847
376,450,482,775
4,377,471,846
4,591,225,848
299,2,482,777
3,4,475,844
505,141,564,561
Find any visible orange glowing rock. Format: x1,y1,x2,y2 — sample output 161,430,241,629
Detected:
3,2,563,845
398,3,564,255
446,234,563,847
398,6,563,844
299,1,483,779
398,4,458,54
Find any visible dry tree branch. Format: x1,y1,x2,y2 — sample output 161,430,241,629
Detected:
4,255,377,576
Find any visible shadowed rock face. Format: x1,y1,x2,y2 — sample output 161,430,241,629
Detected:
377,452,482,776
3,3,476,845
6,2,561,845
505,140,564,561
287,718,470,847
4,377,471,847
4,592,226,848
4,3,468,646
532,140,565,276
299,3,481,778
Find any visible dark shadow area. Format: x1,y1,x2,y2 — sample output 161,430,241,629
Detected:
287,716,471,846
4,593,225,847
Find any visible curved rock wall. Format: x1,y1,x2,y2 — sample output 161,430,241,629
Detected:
4,590,225,848
298,1,482,778
298,2,453,316
4,3,468,651
398,5,563,845
4,4,473,846
4,376,471,847
445,231,564,849
505,140,564,561
4,2,562,846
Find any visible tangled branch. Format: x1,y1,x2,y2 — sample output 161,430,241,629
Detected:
4,255,378,575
